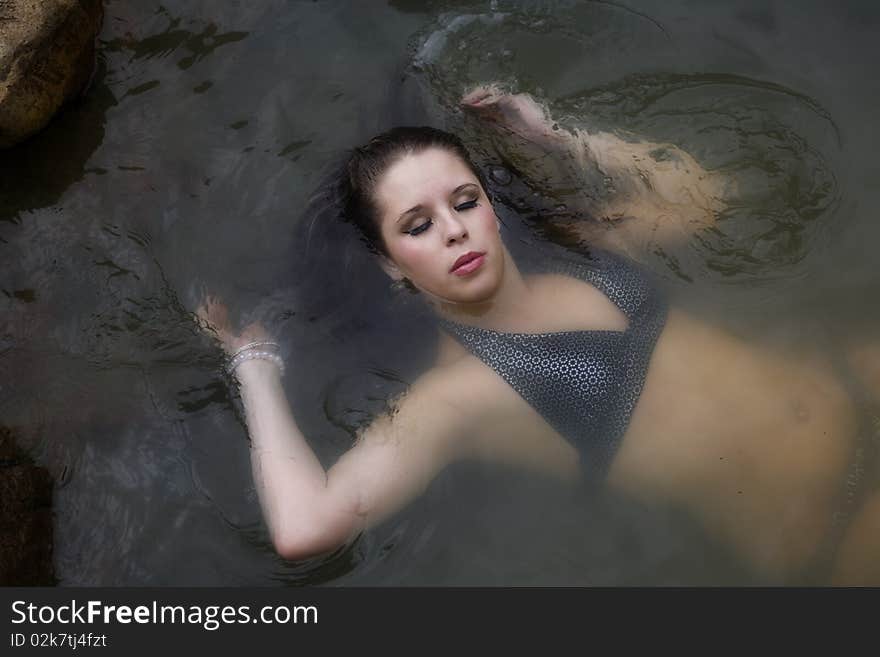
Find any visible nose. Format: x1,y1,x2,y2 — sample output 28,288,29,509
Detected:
442,211,468,246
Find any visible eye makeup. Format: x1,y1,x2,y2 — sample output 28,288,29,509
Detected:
403,198,480,236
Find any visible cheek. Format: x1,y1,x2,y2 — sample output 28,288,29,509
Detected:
476,206,498,231
384,206,499,281
387,239,438,277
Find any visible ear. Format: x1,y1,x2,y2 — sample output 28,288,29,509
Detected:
378,255,404,281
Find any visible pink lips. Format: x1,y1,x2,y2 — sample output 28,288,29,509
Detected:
451,251,486,276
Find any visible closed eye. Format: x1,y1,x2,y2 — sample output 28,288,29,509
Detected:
404,199,479,236
405,219,433,236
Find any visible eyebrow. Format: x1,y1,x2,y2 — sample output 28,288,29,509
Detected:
395,183,480,223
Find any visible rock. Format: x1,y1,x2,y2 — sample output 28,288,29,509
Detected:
0,0,104,149
0,426,55,585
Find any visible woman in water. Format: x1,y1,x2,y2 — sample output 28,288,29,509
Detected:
196,90,880,585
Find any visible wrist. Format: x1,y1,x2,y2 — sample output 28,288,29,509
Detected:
228,339,279,359
225,341,285,378
234,357,284,385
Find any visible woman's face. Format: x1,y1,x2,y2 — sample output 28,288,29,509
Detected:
374,147,506,305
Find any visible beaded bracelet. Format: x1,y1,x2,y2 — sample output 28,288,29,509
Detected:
228,340,280,361
226,347,285,377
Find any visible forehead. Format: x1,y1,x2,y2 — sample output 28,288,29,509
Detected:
374,148,478,215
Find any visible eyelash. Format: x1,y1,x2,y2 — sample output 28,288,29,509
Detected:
405,200,480,236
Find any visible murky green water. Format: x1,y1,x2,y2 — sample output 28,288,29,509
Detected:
1,0,878,585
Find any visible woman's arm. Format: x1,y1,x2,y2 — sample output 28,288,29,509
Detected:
234,358,354,560
196,297,468,561
236,359,466,561
461,84,725,252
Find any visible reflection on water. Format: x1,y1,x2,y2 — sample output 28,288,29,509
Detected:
1,0,878,585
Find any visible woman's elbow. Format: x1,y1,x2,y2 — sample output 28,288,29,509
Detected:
273,534,331,562
273,533,337,562
271,515,360,562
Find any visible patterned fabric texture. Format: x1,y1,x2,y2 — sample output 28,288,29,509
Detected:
439,249,668,477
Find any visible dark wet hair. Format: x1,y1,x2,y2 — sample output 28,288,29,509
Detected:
342,126,488,256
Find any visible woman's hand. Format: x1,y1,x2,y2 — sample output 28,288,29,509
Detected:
195,294,271,356
461,83,570,147
194,294,359,560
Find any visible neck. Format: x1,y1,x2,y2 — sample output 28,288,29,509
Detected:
431,247,534,331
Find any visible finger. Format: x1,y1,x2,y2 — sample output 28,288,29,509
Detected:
461,85,497,107
194,300,213,323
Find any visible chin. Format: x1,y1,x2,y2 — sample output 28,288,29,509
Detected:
410,252,506,305
444,290,496,305
423,273,503,305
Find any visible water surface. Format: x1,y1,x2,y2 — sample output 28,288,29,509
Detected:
1,0,878,585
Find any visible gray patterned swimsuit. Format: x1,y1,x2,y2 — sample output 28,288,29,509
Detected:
439,249,668,478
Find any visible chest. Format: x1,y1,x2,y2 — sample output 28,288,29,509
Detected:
437,273,650,477
447,353,584,483
436,273,630,366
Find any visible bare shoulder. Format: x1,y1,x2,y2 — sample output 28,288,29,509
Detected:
402,353,508,429
357,355,501,460
326,357,497,528
334,350,579,528
429,335,583,481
